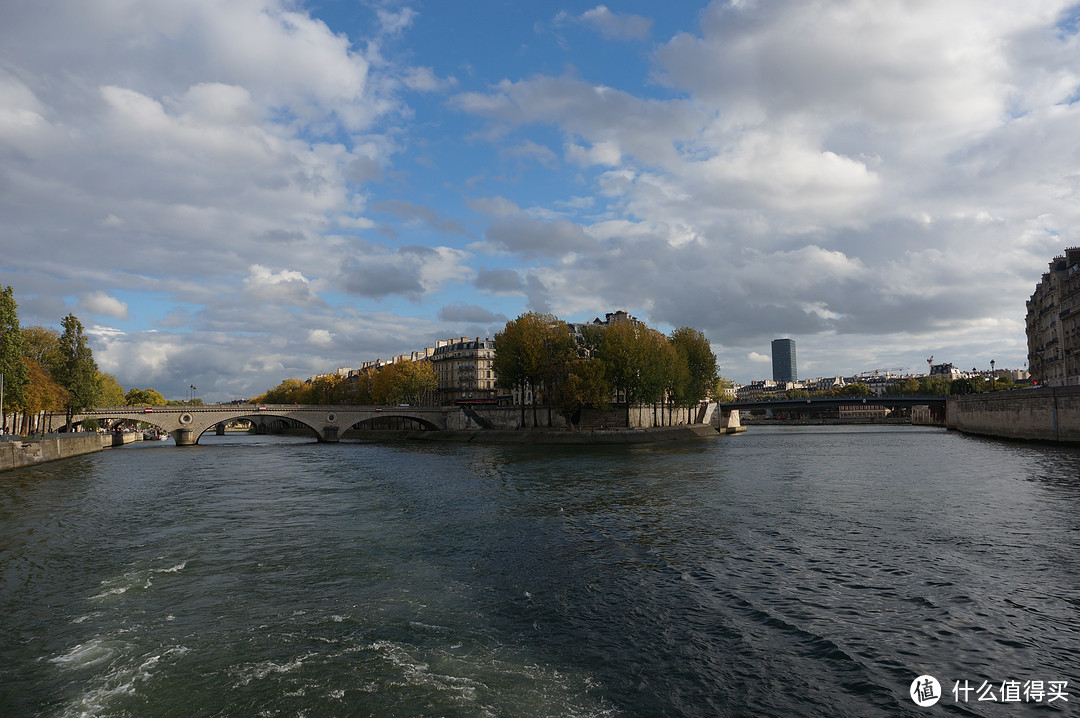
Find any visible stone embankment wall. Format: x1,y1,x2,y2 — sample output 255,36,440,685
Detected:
946,387,1080,443
458,402,734,431
0,433,105,472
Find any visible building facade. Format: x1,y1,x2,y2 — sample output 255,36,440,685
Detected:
1026,248,1080,386
771,338,797,382
430,337,498,404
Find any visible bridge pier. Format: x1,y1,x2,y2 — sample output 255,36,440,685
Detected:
718,409,745,434
319,425,339,442
172,428,197,446
215,423,226,436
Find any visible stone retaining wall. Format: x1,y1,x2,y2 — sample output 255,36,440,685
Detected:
0,433,104,472
946,387,1080,443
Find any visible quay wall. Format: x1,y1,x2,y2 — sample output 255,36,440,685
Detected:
946,387,1080,443
458,402,729,431
0,433,105,472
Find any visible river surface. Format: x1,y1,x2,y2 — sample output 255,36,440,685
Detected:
1,426,1078,717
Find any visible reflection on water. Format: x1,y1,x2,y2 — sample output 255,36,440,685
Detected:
1,427,1078,717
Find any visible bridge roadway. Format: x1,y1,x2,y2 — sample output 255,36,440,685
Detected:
71,404,457,446
723,395,947,412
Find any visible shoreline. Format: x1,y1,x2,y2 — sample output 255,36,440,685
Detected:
343,424,725,444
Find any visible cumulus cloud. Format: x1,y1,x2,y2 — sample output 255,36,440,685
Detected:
484,216,597,257
556,6,652,41
80,291,129,319
340,244,471,299
475,268,524,293
243,265,320,306
438,303,506,324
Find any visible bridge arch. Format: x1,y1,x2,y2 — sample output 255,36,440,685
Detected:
69,404,454,446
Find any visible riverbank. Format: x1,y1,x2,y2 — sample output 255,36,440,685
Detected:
0,432,104,472
947,386,1080,443
344,424,724,444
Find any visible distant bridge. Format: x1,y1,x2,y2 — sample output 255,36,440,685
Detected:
70,404,457,445
723,396,947,412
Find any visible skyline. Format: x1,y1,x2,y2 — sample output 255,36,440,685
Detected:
3,2,1078,401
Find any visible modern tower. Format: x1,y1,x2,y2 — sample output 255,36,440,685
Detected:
772,338,797,382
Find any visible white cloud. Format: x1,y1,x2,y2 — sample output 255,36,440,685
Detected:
80,291,129,319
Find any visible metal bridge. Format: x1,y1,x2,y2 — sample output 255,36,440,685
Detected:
70,404,457,445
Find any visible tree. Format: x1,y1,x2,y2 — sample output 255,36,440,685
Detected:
1,286,29,432
125,387,166,406
831,382,873,398
255,378,305,404
370,361,437,406
552,357,611,429
98,374,126,406
19,359,67,433
494,312,570,426
52,314,99,426
393,361,437,406
669,327,718,421
592,320,671,426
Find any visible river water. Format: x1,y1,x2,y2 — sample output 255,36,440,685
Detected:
1,426,1078,717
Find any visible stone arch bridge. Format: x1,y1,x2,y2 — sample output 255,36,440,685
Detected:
70,404,459,446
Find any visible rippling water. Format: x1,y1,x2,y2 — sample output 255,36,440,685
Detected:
1,426,1078,717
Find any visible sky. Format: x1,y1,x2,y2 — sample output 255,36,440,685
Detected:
2,0,1079,401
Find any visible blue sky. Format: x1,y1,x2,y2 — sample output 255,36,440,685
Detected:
2,1,1079,401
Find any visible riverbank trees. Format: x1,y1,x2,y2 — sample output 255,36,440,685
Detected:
0,287,28,433
494,312,722,428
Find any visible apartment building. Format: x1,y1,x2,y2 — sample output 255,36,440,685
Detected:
430,337,498,403
1026,248,1080,386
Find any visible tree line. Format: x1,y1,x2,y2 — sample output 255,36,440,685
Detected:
778,373,1020,401
252,360,438,408
0,286,187,434
493,312,727,428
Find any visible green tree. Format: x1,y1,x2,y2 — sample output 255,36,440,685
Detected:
21,326,60,364
1,286,29,432
669,327,718,422
831,382,873,398
494,312,570,426
125,387,166,405
552,357,612,429
51,314,99,426
592,320,671,426
918,376,951,395
98,373,126,406
885,377,921,396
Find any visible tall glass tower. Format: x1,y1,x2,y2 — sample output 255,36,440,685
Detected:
772,338,797,382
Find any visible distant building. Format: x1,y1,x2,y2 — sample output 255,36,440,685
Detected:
771,338,797,382
430,337,497,404
1027,247,1080,386
929,363,965,381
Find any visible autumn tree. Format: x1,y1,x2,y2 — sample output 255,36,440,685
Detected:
1,286,28,432
21,358,67,433
125,387,166,406
394,361,437,406
494,312,572,426
98,374,126,406
254,377,306,404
